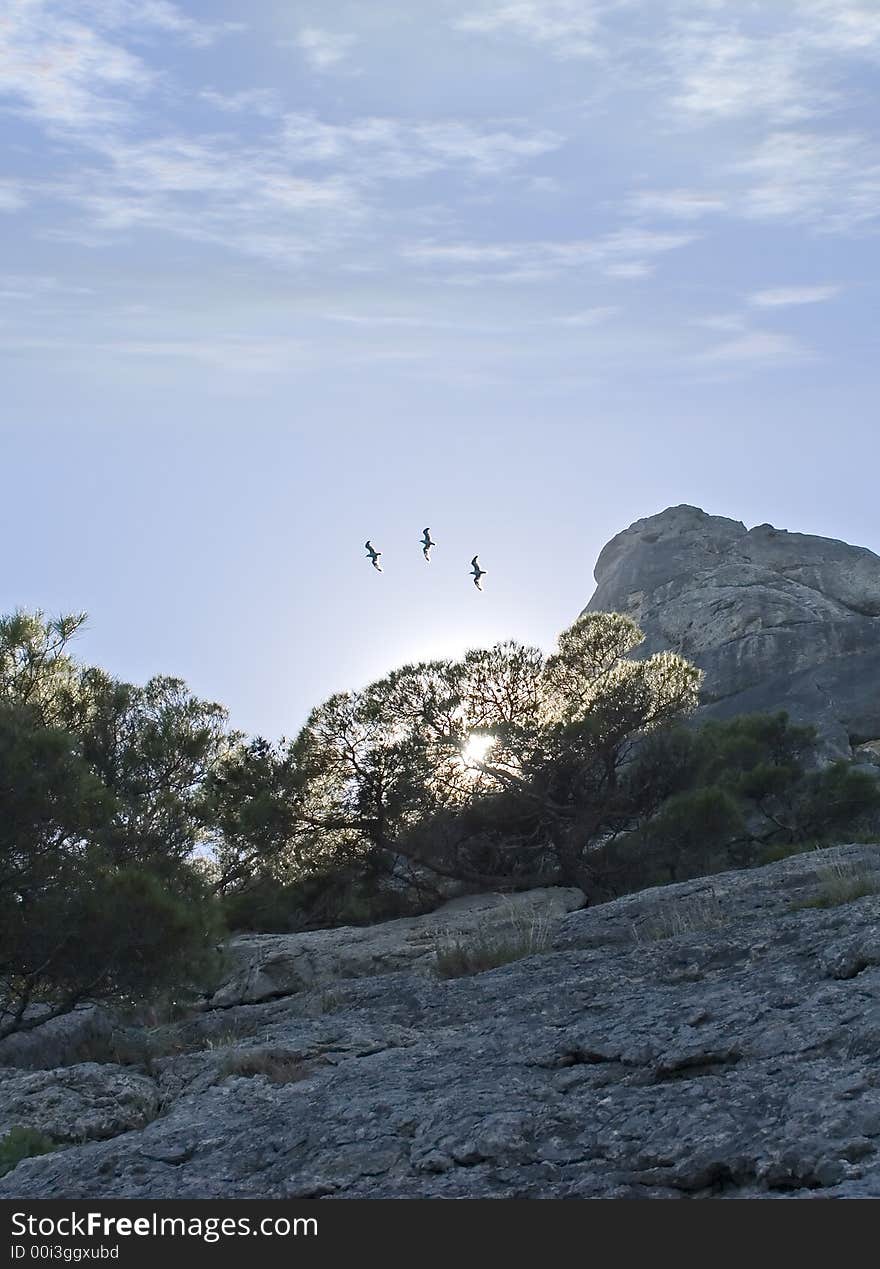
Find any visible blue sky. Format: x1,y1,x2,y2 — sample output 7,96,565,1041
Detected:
2,0,879,738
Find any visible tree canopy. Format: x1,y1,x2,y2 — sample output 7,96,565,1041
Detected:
2,604,878,1030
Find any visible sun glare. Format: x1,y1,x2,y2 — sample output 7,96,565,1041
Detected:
461,732,497,767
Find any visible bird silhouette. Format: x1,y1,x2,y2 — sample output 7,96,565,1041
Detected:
420,527,436,561
365,541,383,572
470,555,486,590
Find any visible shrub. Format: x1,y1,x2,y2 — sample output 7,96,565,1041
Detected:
0,862,223,1040
0,1126,56,1178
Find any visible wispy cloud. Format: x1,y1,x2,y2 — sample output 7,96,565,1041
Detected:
66,0,242,47
37,110,564,268
0,184,26,212
694,313,747,333
199,88,279,117
796,1,880,54
698,329,808,366
663,24,826,125
749,284,842,307
738,131,880,231
282,114,563,177
633,127,880,238
404,228,695,282
628,189,727,220
103,336,306,372
0,0,241,135
295,27,357,72
0,0,152,130
553,306,619,326
38,129,362,268
454,1,611,59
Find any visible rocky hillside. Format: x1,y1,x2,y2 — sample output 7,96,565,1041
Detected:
3,844,880,1199
583,505,880,759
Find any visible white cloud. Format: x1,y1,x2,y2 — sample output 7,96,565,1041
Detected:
553,306,618,326
282,114,563,177
105,336,306,372
404,228,695,281
664,25,825,124
0,1,242,136
603,261,653,279
699,329,807,365
295,27,357,72
199,88,279,117
796,1,880,54
630,126,880,243
454,1,611,58
0,0,152,129
0,184,26,212
749,284,842,307
694,313,747,333
629,189,727,220
738,130,880,231
68,0,242,47
0,273,94,304
41,130,362,268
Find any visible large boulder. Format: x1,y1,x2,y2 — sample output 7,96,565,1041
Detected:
0,1063,159,1144
583,504,880,755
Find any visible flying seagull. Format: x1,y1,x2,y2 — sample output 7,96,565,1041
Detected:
421,527,436,561
365,541,383,572
470,555,486,590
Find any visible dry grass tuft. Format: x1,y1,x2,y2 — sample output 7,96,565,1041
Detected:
222,1047,315,1084
791,856,880,911
434,906,554,979
631,892,729,943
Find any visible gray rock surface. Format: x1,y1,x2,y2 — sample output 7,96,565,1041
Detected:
0,1006,114,1071
0,1063,159,1144
583,505,880,755
212,887,585,1007
3,844,880,1199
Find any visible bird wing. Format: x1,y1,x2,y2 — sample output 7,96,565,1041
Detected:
471,555,479,568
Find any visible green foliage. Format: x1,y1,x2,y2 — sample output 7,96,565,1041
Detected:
0,1126,56,1178
5,596,879,1017
202,737,304,894
631,786,745,883
788,762,880,843
221,861,428,932
0,853,222,1039
0,610,85,724
278,612,703,895
0,613,227,1038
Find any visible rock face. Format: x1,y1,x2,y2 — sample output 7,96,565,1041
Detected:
0,1007,114,1072
0,1064,159,1145
212,887,586,1008
583,505,880,755
4,844,880,1199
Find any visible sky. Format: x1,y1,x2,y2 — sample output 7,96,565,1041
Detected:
2,0,879,740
